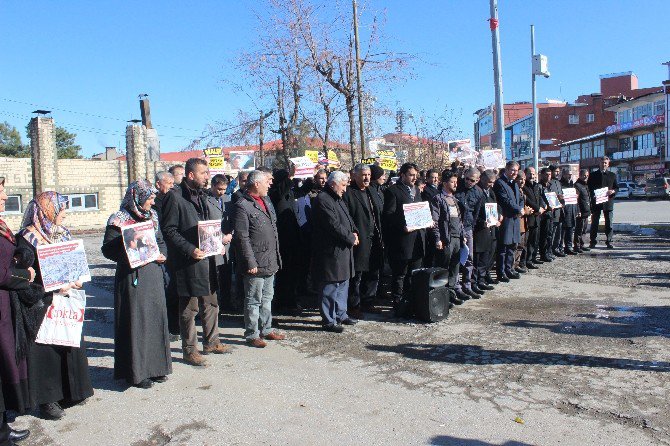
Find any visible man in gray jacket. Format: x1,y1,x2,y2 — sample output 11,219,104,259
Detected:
233,170,285,348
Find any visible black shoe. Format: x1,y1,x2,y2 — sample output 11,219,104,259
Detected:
532,259,544,265
340,318,357,326
477,282,494,291
10,428,30,442
606,243,615,249
455,290,471,301
573,247,583,253
564,249,577,255
323,324,344,333
450,295,464,305
135,378,154,389
540,256,553,262
581,246,591,252
506,271,521,279
151,376,168,383
497,274,510,283
470,284,485,295
485,274,499,285
464,288,481,299
515,267,527,274
526,263,539,270
553,250,566,258
39,402,65,420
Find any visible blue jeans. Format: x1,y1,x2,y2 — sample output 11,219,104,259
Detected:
243,274,275,340
320,280,349,326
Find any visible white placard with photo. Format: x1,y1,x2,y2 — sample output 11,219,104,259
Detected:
36,240,91,293
563,188,578,205
403,201,433,231
198,220,224,257
121,221,160,268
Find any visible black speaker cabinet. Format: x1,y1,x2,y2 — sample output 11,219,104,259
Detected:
411,267,450,323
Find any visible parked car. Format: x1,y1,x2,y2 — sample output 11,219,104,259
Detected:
631,183,647,198
615,181,636,199
645,177,670,199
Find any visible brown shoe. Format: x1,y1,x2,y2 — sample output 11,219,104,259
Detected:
348,307,365,320
203,343,232,354
183,351,208,367
262,331,286,341
246,338,267,348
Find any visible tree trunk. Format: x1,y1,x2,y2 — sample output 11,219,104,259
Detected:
346,95,356,168
259,110,265,167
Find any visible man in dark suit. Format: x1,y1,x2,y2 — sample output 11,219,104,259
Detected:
538,167,556,262
421,169,440,202
574,169,591,252
311,171,359,332
473,170,500,289
382,163,426,311
522,166,545,268
161,158,231,366
207,174,234,312
587,156,618,249
493,161,524,282
549,164,565,257
343,164,384,318
455,167,483,296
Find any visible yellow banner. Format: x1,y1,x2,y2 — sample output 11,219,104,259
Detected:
208,157,225,169
203,147,224,157
376,149,395,158
305,150,319,163
378,157,398,171
361,157,376,165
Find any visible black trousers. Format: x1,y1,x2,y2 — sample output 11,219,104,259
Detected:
474,242,496,285
563,225,575,251
216,263,235,311
390,256,423,301
590,208,614,244
526,225,539,263
552,220,563,253
435,237,462,289
348,269,380,309
0,412,9,446
575,216,589,248
539,216,553,258
497,243,517,275
165,268,180,335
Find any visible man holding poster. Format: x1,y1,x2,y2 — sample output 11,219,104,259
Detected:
587,156,618,249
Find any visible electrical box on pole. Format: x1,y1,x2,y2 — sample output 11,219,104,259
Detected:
532,55,550,78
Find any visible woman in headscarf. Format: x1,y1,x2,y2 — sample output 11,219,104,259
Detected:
0,177,33,444
16,191,93,420
101,180,172,389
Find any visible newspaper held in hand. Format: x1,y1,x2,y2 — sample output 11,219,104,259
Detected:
35,289,86,348
594,187,609,204
121,221,160,268
403,201,433,231
545,191,562,209
485,203,499,227
563,188,578,205
36,240,91,293
198,220,224,257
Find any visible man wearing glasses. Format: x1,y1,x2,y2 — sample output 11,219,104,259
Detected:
455,168,484,296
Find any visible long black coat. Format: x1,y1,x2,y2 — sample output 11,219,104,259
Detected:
522,182,544,229
473,185,498,252
311,185,357,283
382,182,426,261
575,179,591,217
160,182,215,297
343,186,384,272
560,179,578,228
493,174,524,245
587,169,618,211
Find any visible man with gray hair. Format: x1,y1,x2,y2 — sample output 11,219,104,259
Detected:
312,170,359,332
233,170,285,348
493,160,524,281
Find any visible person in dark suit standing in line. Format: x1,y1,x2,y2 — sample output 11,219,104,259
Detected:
421,169,440,269
311,171,359,333
493,161,524,282
472,169,500,290
559,167,579,255
549,164,566,258
343,164,384,319
382,163,426,313
522,167,545,269
587,156,618,249
455,167,483,296
574,169,591,253
539,168,559,261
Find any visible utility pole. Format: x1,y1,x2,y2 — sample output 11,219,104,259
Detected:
489,0,505,158
531,25,539,172
663,62,670,168
353,0,366,158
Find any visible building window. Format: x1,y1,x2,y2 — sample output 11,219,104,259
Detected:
568,114,579,125
617,109,632,124
654,130,665,148
569,144,580,161
5,195,22,214
560,147,569,163
582,141,593,159
64,193,98,212
593,139,604,158
586,113,595,123
654,100,665,116
633,103,653,120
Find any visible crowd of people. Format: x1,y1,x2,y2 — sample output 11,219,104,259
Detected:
0,155,619,445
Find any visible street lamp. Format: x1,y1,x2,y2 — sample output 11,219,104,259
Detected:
531,25,550,172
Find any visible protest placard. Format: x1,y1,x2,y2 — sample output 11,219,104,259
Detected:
361,157,377,165
36,240,91,292
229,150,255,171
121,221,160,268
545,191,562,209
403,201,433,231
198,220,224,257
480,149,505,169
290,156,317,179
204,147,227,176
563,187,578,205
326,150,341,168
305,150,319,163
594,187,609,204
35,289,86,348
376,149,396,158
485,203,499,227
379,157,398,171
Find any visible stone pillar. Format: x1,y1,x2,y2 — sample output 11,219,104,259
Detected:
29,117,58,196
125,124,152,184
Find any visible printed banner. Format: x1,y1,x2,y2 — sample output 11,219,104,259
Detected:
122,221,160,268
290,156,316,179
403,201,433,231
545,191,562,209
35,289,86,348
594,187,609,204
485,203,499,227
376,149,396,158
563,188,578,205
229,150,255,171
305,150,320,163
480,149,505,169
361,157,377,165
198,220,224,257
379,157,398,171
36,240,91,293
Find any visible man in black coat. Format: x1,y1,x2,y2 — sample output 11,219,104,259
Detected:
549,164,566,257
343,164,384,318
538,167,556,262
574,169,591,253
207,174,234,311
473,170,499,289
587,156,618,249
161,158,231,366
382,163,426,309
522,166,545,268
493,161,524,282
455,167,483,296
311,171,359,332
559,167,579,255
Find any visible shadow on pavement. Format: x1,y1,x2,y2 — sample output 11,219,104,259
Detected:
430,437,533,446
366,343,670,372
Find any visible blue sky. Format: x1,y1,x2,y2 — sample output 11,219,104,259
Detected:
1,0,668,157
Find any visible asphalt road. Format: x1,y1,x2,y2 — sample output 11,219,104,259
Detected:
613,198,670,225
9,228,670,446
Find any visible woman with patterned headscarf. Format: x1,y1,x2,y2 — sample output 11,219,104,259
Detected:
101,180,172,389
16,191,94,421
0,177,34,443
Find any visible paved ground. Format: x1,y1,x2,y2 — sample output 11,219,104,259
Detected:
8,202,670,446
613,198,670,225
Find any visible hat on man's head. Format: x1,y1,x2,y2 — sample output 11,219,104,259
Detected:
370,164,385,181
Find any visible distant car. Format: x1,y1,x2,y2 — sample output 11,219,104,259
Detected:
631,183,647,198
645,177,670,199
615,181,636,199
